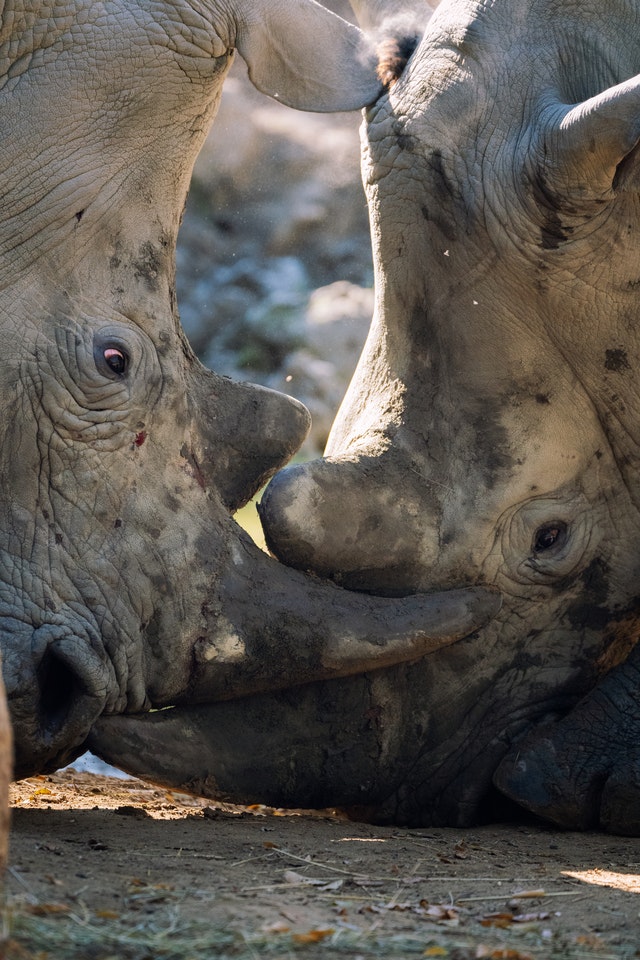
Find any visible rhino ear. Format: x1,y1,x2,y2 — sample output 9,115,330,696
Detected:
234,0,382,112
541,74,640,201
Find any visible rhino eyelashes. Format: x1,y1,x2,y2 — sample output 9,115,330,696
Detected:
533,521,568,555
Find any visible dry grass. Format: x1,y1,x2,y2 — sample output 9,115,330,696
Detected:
2,899,634,960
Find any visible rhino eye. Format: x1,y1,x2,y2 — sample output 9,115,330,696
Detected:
104,347,127,375
96,344,129,378
533,522,567,554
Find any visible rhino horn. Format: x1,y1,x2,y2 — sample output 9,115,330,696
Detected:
150,527,501,705
232,0,382,112
539,73,640,199
189,372,311,512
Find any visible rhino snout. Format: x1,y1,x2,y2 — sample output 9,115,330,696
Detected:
8,625,111,779
259,457,435,593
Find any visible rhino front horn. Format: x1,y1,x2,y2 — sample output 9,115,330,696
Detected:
167,530,501,704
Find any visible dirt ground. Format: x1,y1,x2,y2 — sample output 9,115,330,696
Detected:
2,770,640,959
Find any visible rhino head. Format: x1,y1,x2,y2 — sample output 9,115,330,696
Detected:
256,0,640,825
2,0,501,779
92,0,640,829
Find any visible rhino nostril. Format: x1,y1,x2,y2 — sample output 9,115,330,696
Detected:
37,649,80,733
8,627,110,779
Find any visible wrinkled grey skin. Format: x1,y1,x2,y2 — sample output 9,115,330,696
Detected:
93,0,640,831
2,0,501,779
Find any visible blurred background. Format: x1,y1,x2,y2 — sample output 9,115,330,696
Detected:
176,0,374,459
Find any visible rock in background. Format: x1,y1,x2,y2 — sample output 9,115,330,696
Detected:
176,1,374,456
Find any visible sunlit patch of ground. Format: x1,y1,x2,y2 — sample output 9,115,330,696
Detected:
564,869,640,894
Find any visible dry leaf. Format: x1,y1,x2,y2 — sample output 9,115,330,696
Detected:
25,903,71,916
95,909,120,920
281,870,343,891
424,948,448,957
475,949,534,960
43,875,63,886
421,903,460,924
480,912,514,928
321,879,344,892
284,870,327,885
292,928,335,944
29,787,53,800
575,934,607,949
454,840,468,860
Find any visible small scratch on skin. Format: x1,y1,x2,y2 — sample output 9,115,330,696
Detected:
180,444,207,490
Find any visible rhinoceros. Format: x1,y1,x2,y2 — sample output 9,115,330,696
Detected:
92,0,640,835
1,0,500,781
